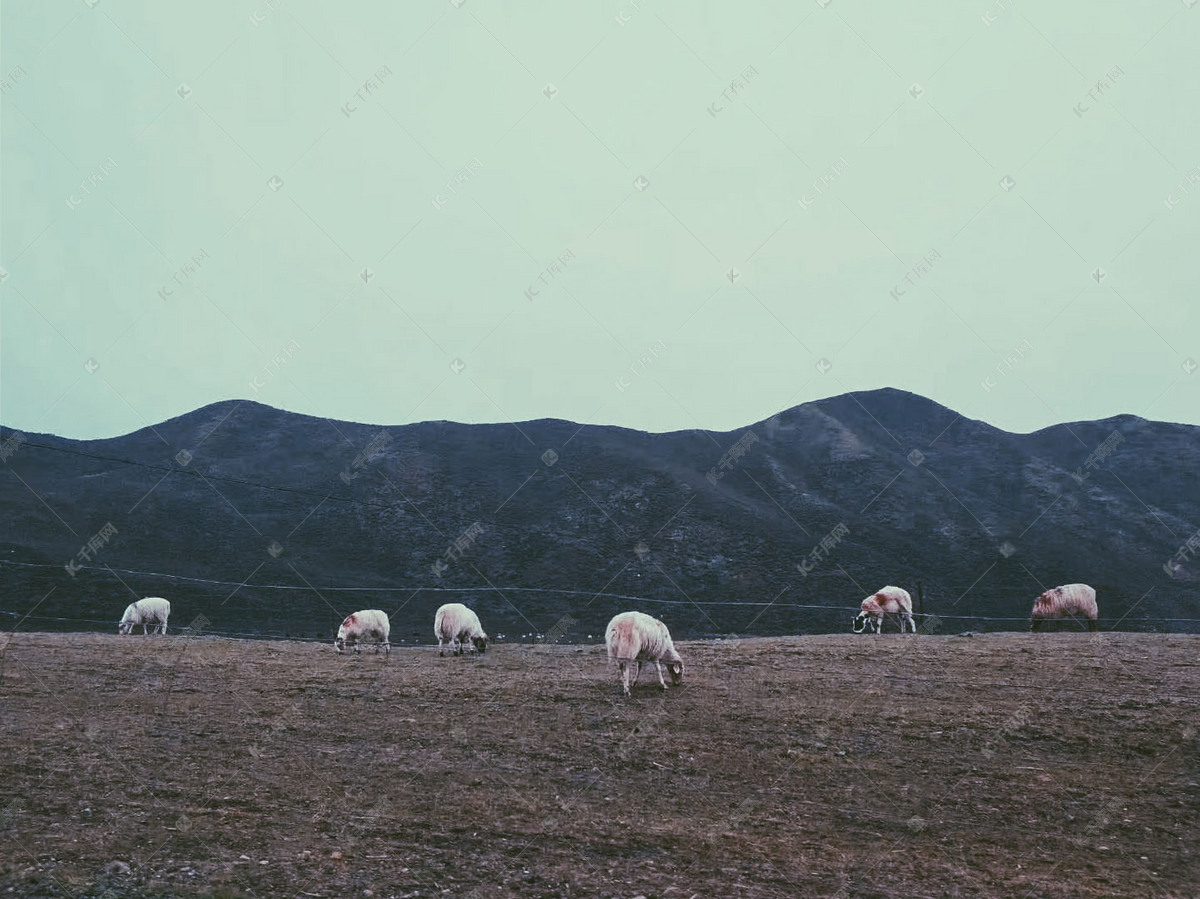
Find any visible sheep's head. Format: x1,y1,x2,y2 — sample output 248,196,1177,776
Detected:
666,660,684,684
472,635,488,654
852,612,875,634
118,621,132,635
334,635,346,653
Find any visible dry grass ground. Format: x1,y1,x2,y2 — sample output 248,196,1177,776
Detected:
1,631,1198,898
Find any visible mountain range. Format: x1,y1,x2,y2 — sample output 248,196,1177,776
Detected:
2,388,1196,641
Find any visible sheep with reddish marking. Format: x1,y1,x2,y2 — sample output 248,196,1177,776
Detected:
335,609,390,654
434,603,488,656
852,586,916,634
605,611,684,697
1030,583,1098,632
118,597,171,635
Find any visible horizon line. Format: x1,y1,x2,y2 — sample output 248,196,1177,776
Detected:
3,385,1198,444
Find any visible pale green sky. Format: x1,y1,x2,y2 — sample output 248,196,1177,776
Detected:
2,1,1197,440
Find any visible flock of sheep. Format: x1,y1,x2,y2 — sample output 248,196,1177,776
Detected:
116,581,1098,695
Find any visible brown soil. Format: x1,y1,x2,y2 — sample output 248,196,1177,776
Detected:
1,631,1197,898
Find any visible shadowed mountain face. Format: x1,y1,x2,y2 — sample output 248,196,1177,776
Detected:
1,389,1197,641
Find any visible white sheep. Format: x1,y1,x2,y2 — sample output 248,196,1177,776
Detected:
852,586,915,634
335,609,391,654
605,611,684,697
118,597,171,635
1030,583,1098,632
434,603,489,656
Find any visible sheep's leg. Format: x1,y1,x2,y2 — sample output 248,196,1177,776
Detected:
438,637,445,657
654,661,668,691
1088,618,1098,633
619,662,632,697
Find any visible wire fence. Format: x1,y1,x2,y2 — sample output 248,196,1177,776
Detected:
3,581,1198,644
2,554,1200,643
3,560,1198,621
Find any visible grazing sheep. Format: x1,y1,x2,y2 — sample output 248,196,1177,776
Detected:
335,609,391,654
434,603,488,656
605,611,684,697
118,597,171,635
852,586,915,635
1030,583,1098,632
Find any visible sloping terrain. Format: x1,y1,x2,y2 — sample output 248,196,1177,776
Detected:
1,388,1197,640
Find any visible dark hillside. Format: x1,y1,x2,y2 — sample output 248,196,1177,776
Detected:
2,389,1196,640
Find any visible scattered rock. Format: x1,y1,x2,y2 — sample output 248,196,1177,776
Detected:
104,860,131,876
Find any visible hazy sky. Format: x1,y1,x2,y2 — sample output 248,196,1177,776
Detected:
2,1,1197,440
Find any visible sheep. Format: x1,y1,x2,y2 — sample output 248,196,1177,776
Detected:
434,603,488,656
334,609,391,654
118,597,171,635
605,611,684,697
852,586,916,635
1030,583,1098,632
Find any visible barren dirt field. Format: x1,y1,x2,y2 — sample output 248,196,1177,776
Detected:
1,631,1198,898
